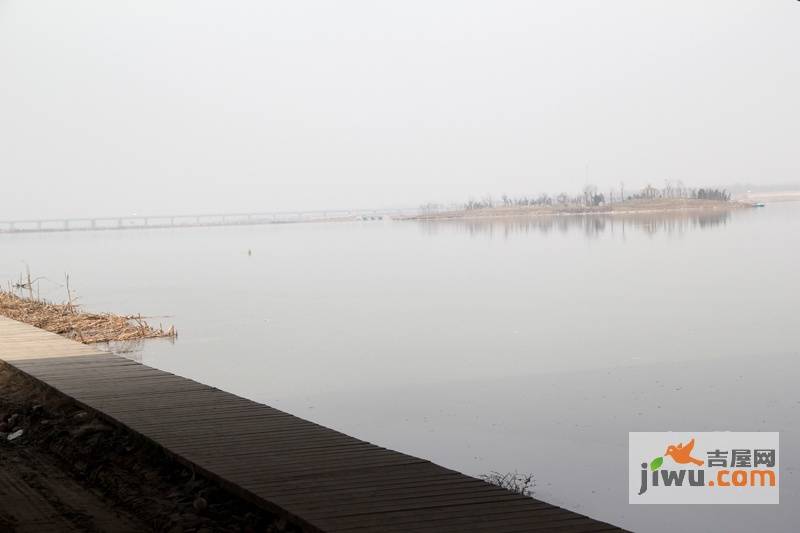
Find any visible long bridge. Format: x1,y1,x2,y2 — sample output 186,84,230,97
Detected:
0,208,423,234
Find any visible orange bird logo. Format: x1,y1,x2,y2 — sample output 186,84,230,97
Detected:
665,438,704,466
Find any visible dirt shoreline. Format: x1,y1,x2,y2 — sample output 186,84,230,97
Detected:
0,362,296,533
409,198,750,222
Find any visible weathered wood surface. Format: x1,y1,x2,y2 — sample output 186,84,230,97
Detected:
0,317,624,532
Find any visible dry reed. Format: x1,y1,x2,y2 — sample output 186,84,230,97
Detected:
0,290,177,344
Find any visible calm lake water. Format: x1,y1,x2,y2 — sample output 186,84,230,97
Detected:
2,203,798,532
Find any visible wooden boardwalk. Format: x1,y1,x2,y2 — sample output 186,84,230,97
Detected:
0,317,623,532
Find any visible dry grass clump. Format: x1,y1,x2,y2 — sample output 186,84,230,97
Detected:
0,290,176,344
481,471,535,497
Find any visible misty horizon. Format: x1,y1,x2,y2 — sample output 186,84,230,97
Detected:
2,1,798,219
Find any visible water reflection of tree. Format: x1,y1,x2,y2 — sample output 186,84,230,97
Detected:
418,210,731,239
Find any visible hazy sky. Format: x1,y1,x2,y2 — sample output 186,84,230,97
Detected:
1,1,798,218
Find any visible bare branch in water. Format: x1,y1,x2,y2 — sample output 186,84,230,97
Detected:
480,471,535,497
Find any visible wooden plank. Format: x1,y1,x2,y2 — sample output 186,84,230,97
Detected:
208,455,428,479
243,466,463,493
328,508,576,533
0,316,625,532
317,501,598,532
252,475,481,498
275,482,525,509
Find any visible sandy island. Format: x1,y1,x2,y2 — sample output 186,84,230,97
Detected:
408,198,751,222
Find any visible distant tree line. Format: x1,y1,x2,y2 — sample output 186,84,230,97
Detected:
459,181,731,210
692,188,731,201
